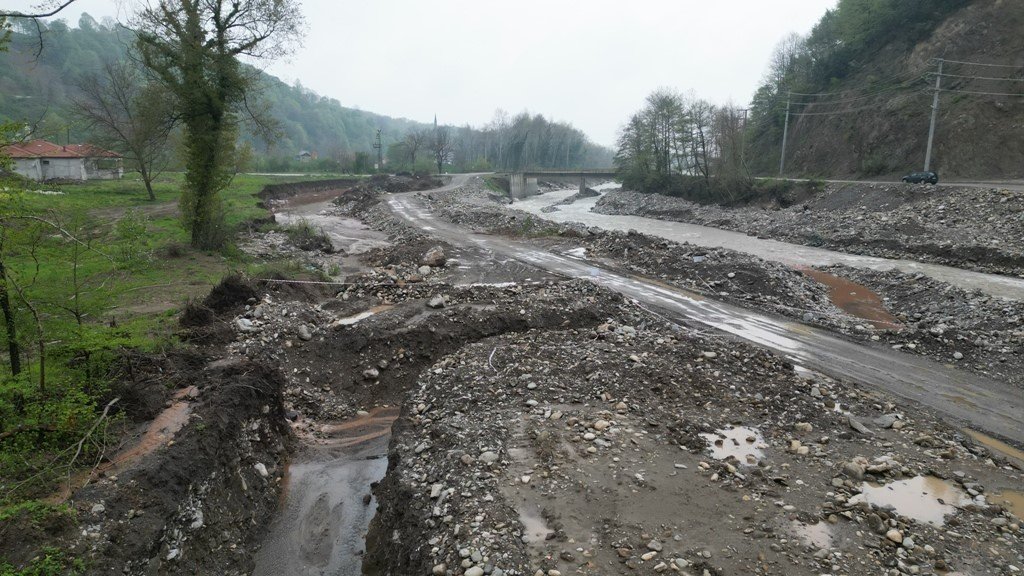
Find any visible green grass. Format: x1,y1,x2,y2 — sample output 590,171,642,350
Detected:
0,170,339,507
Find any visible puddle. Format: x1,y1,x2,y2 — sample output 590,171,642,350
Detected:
800,268,901,330
853,476,970,526
518,504,554,544
332,305,394,327
963,428,1024,469
990,489,1024,519
253,407,399,576
791,520,833,549
700,426,765,466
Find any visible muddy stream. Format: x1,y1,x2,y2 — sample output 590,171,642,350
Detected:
253,407,399,576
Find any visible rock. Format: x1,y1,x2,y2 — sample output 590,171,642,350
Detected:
417,265,432,276
90,503,105,514
421,246,447,267
427,295,446,309
874,414,899,428
465,567,484,576
297,324,312,341
647,540,663,551
479,451,499,464
641,551,658,561
847,415,873,436
701,351,718,359
953,351,964,360
254,462,269,478
842,461,866,480
793,422,813,433
886,529,904,544
235,318,256,333
592,419,611,431
362,368,380,380
432,564,447,575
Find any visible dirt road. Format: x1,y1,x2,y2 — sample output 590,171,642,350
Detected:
387,175,1024,445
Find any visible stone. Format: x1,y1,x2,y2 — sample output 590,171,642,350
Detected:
421,246,447,267
297,324,313,341
847,415,873,436
953,351,964,360
842,461,866,480
793,422,813,433
874,414,899,429
254,462,269,478
701,351,718,359
418,265,432,276
646,540,663,551
432,564,447,575
479,451,499,464
90,503,105,514
427,295,446,309
593,419,611,431
235,318,256,333
886,529,904,544
363,368,380,380
465,567,484,576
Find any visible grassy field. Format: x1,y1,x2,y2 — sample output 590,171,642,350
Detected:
0,171,344,511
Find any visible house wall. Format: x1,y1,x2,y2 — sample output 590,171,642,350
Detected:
41,158,87,180
11,158,42,181
84,159,123,180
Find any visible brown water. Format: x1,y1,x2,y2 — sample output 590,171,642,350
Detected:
855,476,970,526
800,268,901,330
254,407,400,576
963,428,1024,469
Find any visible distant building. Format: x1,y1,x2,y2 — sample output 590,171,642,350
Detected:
296,150,318,163
1,139,123,181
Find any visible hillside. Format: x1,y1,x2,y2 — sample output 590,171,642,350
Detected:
0,15,612,171
746,0,1024,180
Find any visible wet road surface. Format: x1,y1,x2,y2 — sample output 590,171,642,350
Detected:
388,175,1024,446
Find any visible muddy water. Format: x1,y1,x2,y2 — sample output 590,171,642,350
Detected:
800,268,901,329
963,428,1024,469
275,199,390,255
700,426,766,466
853,476,971,526
253,407,399,576
514,186,1024,301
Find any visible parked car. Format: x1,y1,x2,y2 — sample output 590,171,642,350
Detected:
902,171,939,184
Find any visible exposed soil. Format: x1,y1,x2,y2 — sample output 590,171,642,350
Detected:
5,175,1020,576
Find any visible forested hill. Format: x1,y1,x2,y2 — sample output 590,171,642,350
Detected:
0,15,612,170
745,0,1024,179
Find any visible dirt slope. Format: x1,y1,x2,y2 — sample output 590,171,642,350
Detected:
749,0,1024,179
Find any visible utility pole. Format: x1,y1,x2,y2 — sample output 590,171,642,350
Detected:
740,108,748,172
373,128,383,172
924,58,943,172
778,92,791,176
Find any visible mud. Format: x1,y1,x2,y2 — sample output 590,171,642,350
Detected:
800,267,901,330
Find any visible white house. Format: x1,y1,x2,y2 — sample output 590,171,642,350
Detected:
2,139,123,181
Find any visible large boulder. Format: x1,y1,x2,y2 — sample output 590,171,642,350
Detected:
421,246,447,267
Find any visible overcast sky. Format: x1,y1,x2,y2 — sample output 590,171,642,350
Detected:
14,0,837,146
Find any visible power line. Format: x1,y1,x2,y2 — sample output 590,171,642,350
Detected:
789,75,928,106
939,88,1024,97
933,72,1024,82
787,67,930,98
942,58,1023,69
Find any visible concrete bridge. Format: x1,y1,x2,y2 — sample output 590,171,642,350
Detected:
503,169,617,199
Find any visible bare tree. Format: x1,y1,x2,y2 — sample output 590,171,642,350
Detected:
403,129,428,165
430,125,453,174
73,60,176,201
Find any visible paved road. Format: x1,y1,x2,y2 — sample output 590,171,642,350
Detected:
387,174,1024,446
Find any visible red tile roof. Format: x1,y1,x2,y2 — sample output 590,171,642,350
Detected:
2,139,122,159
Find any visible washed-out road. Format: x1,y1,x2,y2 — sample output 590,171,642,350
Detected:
387,174,1024,446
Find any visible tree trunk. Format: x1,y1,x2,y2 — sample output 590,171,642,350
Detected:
0,263,20,376
141,166,156,201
